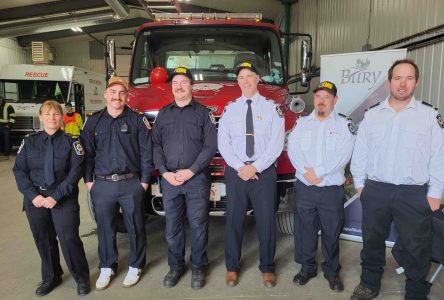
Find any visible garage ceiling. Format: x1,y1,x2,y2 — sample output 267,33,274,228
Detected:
0,0,285,46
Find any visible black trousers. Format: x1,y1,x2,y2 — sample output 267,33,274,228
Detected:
91,177,146,269
293,180,345,278
161,171,210,271
24,188,89,284
360,180,432,299
225,165,277,273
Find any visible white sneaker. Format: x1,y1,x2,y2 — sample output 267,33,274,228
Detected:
123,267,142,288
96,268,115,290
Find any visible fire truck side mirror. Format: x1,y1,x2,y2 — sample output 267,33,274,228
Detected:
300,40,312,87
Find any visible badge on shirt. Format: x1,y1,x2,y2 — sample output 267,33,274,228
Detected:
17,139,25,154
276,106,283,118
73,141,85,155
348,123,357,135
142,116,152,129
209,112,216,125
437,114,444,129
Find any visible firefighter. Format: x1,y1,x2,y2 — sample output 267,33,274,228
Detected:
218,61,285,288
0,95,16,159
81,76,153,290
350,59,444,300
287,81,356,292
152,67,217,289
12,100,90,297
63,103,83,137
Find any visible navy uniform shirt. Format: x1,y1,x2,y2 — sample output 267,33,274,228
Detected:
152,99,217,175
81,105,154,183
13,130,84,202
351,97,444,200
288,111,356,186
218,92,285,172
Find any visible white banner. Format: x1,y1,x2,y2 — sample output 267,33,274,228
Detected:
321,49,407,123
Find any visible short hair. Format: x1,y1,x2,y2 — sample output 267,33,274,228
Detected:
39,100,63,115
388,59,419,80
65,102,73,107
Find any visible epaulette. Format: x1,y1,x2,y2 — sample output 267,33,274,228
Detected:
365,102,380,111
131,107,143,115
25,131,40,138
90,109,104,115
422,101,438,110
338,113,352,120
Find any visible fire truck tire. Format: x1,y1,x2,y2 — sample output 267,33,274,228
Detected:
86,192,128,233
276,211,294,235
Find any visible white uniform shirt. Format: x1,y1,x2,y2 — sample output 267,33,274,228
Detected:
350,97,444,199
218,92,285,172
288,111,356,187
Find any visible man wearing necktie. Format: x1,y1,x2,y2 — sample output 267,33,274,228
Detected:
218,61,285,288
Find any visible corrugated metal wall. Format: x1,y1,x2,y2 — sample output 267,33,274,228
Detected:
290,0,444,111
0,38,29,71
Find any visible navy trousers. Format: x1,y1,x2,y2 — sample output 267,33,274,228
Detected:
91,177,146,270
360,180,432,299
293,180,345,278
161,171,210,271
24,188,90,284
224,165,277,273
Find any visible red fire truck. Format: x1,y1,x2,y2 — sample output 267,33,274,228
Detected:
102,13,312,233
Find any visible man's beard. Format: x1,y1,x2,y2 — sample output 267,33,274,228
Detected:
317,110,325,117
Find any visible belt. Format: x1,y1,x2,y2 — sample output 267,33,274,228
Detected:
95,173,137,182
244,161,255,165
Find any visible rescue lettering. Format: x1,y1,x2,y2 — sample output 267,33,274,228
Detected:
24,72,49,78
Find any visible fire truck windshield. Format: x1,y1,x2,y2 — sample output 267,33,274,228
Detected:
0,79,70,104
131,26,284,86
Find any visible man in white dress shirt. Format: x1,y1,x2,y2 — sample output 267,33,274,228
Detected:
288,81,356,292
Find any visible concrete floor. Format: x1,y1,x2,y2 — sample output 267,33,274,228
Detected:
0,156,443,300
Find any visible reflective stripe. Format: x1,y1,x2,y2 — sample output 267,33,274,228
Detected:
0,104,14,123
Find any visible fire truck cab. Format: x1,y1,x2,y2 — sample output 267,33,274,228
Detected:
103,13,312,233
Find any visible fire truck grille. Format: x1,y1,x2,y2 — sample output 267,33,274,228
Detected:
14,116,34,130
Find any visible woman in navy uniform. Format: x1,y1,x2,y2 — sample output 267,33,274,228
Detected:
13,100,90,297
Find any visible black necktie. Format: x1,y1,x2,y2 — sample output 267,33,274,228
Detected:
246,99,254,158
44,135,55,186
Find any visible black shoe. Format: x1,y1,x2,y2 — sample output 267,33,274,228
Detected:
191,269,206,290
35,277,62,296
77,283,91,296
163,269,184,288
350,284,379,300
324,275,344,292
293,271,317,286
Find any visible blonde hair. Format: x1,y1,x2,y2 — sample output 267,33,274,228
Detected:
39,100,63,115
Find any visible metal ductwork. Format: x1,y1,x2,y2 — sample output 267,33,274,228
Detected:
104,0,130,19
0,11,116,38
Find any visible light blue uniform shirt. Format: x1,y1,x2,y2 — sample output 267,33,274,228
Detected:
350,97,444,200
218,92,285,172
287,111,356,187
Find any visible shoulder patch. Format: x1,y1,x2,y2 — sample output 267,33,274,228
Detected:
348,122,357,135
17,139,25,154
73,140,84,155
437,114,444,129
276,106,284,118
366,102,381,111
142,116,152,129
422,101,438,110
338,113,352,120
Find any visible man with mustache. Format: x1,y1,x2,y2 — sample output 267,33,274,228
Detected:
350,59,444,300
81,76,153,290
152,67,217,289
287,81,356,292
